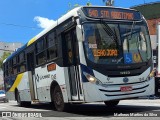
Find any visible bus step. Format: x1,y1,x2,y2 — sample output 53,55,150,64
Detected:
68,101,84,103
32,99,39,103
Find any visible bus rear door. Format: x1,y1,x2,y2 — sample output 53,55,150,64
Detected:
27,51,38,101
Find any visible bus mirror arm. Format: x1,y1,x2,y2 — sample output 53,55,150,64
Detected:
76,25,83,41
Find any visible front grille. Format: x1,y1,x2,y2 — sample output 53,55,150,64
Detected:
99,83,149,97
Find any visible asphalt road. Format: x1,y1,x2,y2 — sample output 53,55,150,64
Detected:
0,99,160,120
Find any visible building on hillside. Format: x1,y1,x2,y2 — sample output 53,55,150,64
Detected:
0,42,23,57
0,41,23,89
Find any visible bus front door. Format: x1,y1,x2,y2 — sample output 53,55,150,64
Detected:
27,52,38,100
64,28,84,101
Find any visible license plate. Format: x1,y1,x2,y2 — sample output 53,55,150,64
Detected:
120,86,132,92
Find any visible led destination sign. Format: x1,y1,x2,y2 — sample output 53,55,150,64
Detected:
83,7,141,20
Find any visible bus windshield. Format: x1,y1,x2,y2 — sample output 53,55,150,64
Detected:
83,22,151,65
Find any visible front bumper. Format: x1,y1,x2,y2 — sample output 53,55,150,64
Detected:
83,77,155,102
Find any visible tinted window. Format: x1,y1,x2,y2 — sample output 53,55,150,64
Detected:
47,31,58,60
19,64,26,72
13,57,17,65
36,37,47,65
19,52,25,63
47,32,56,47
47,46,57,60
37,51,46,65
13,67,17,74
36,39,44,53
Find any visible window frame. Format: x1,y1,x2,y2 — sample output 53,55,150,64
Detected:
46,31,58,61
36,37,47,65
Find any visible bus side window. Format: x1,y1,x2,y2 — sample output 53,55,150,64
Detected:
8,60,13,76
18,52,26,73
13,57,17,65
13,67,17,75
36,38,46,65
47,31,58,60
4,62,8,77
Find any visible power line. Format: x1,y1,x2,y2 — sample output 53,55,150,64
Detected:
0,22,41,29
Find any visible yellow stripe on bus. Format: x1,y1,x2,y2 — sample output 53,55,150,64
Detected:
9,73,24,92
27,37,36,46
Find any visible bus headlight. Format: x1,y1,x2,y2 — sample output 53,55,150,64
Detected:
86,74,96,83
83,72,102,84
149,71,155,78
147,70,155,81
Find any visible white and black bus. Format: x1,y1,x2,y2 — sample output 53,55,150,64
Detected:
3,6,154,111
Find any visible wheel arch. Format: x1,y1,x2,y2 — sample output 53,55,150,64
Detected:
15,88,18,101
50,80,60,101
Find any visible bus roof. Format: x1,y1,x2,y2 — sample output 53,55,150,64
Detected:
4,6,140,63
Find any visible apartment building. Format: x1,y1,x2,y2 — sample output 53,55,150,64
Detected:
0,42,23,89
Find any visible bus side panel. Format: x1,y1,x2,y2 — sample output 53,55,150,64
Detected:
83,82,102,102
5,72,31,101
49,65,68,103
36,86,51,102
17,72,31,101
35,65,51,102
35,63,68,103
63,67,72,101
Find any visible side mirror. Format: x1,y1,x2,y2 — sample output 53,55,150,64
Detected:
76,25,83,41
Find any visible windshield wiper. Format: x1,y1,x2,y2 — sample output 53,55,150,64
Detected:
101,22,118,45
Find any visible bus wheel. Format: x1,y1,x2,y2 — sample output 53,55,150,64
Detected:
53,85,69,111
104,100,119,107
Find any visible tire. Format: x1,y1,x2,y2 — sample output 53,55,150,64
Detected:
16,90,31,107
104,100,119,107
52,85,69,111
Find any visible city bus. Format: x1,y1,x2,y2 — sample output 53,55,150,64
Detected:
3,6,154,111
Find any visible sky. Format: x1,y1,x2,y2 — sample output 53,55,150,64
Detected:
0,0,159,44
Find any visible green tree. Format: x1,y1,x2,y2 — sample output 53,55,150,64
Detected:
86,1,92,6
0,52,11,70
